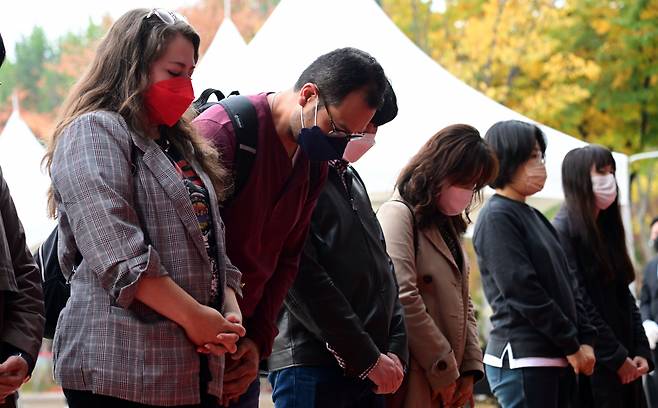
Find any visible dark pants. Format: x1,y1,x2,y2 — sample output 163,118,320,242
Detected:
268,366,385,408
579,368,648,408
645,349,658,407
223,378,261,408
63,389,220,408
485,364,576,408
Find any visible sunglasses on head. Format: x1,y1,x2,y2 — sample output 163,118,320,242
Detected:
144,8,186,25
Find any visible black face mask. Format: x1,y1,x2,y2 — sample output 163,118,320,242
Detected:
653,239,658,253
296,98,349,161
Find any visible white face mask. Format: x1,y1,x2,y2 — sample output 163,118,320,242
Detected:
438,186,474,216
591,173,617,210
342,133,376,163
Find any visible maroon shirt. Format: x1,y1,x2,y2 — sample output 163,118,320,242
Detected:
193,94,327,357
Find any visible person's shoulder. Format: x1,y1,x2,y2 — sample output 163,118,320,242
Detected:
475,196,527,238
551,206,572,236
378,196,414,223
193,103,230,125
246,93,269,110
69,110,126,128
479,195,519,219
346,165,365,187
61,111,131,144
193,93,266,124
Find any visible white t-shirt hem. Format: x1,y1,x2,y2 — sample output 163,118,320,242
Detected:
483,343,568,369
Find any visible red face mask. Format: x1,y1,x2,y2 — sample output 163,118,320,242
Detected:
144,76,194,127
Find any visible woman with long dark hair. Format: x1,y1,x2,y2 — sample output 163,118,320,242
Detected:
473,120,597,408
46,9,245,407
553,145,653,407
378,124,498,407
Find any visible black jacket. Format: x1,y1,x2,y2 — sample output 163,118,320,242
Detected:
473,195,596,360
267,165,408,377
641,256,658,323
0,168,45,374
554,207,653,407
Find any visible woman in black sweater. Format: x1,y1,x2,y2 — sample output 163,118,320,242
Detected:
553,145,653,407
473,120,596,408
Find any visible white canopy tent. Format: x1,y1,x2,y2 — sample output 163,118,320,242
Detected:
240,0,629,206
192,14,248,96
0,98,55,248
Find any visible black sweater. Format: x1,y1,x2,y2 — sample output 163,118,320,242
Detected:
473,194,596,359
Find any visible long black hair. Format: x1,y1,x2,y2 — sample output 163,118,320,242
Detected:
561,145,634,284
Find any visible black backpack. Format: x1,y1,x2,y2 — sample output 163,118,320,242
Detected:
36,89,261,339
35,227,74,339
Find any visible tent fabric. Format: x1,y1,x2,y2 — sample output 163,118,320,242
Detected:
0,108,55,248
239,0,629,204
192,17,248,97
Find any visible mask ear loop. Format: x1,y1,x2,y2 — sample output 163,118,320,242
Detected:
299,92,320,128
313,96,318,127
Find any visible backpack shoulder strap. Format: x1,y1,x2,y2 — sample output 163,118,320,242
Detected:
218,95,259,199
391,199,418,255
193,88,227,113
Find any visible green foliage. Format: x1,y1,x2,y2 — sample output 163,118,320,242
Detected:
13,26,53,111
0,59,16,104
0,19,106,114
382,0,658,156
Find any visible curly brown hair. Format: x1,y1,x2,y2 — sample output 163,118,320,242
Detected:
396,124,498,234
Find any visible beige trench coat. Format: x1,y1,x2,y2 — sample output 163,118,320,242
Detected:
378,197,483,407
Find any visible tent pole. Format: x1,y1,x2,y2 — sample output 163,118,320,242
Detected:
224,0,231,19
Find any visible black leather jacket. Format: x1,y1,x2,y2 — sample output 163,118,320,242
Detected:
0,169,44,373
266,165,408,377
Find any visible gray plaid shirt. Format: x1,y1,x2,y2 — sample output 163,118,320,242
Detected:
50,111,241,405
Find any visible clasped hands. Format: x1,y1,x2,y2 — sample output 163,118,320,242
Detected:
182,304,246,356
566,344,596,376
567,344,649,384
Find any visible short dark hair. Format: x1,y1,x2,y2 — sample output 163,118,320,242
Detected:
485,120,547,189
294,47,387,109
0,33,5,68
372,78,397,127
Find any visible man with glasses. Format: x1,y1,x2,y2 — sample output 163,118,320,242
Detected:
193,47,389,407
266,81,408,408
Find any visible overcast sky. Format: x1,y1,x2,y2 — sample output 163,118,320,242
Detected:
1,0,200,59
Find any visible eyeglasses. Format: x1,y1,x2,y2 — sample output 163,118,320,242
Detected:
319,93,364,141
144,8,186,25
529,149,546,165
